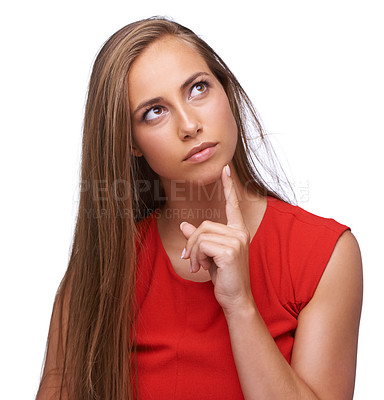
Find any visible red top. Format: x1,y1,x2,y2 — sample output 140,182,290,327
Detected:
134,197,349,399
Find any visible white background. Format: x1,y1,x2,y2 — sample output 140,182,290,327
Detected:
1,1,382,398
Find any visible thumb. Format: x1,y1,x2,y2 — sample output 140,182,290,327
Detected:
180,221,197,239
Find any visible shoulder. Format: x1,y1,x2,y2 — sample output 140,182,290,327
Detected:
267,197,349,234
306,228,362,304
260,197,352,306
265,198,350,261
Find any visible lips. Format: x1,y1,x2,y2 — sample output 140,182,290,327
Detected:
183,142,217,161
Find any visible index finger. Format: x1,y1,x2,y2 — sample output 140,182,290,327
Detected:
221,164,245,228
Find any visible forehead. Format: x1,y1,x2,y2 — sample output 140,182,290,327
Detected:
128,36,211,106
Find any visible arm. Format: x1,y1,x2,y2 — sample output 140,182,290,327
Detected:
181,165,363,399
36,282,70,400
225,230,362,399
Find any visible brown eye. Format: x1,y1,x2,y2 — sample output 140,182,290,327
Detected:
144,106,167,121
190,81,208,99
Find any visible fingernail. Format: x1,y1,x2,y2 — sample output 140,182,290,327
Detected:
180,222,186,231
180,248,186,259
225,164,231,177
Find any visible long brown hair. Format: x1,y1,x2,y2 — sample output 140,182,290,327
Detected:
38,16,291,399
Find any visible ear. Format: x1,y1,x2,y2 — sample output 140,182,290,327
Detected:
131,147,143,157
131,141,143,157
130,132,143,157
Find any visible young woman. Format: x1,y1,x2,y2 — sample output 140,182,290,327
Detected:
36,17,363,400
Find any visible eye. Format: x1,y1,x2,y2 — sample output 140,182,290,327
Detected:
143,106,167,121
190,81,209,99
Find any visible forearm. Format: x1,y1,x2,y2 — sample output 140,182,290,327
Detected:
224,301,319,400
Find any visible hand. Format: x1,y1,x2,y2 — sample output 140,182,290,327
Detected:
180,165,254,313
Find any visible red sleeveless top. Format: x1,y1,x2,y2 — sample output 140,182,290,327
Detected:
133,197,349,399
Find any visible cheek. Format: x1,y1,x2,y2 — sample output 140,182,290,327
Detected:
133,126,165,156
207,93,238,141
132,128,177,174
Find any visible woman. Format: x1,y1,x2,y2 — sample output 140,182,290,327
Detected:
36,17,363,399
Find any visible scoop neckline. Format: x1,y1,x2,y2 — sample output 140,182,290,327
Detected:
152,196,271,285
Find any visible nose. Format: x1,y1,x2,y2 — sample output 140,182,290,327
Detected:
176,105,202,140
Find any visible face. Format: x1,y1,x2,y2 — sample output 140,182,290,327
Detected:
128,36,238,187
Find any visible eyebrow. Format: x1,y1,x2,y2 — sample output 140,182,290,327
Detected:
132,71,211,116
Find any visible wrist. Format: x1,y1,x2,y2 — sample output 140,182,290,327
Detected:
222,295,258,320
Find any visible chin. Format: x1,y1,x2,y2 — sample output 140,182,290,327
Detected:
188,164,224,187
